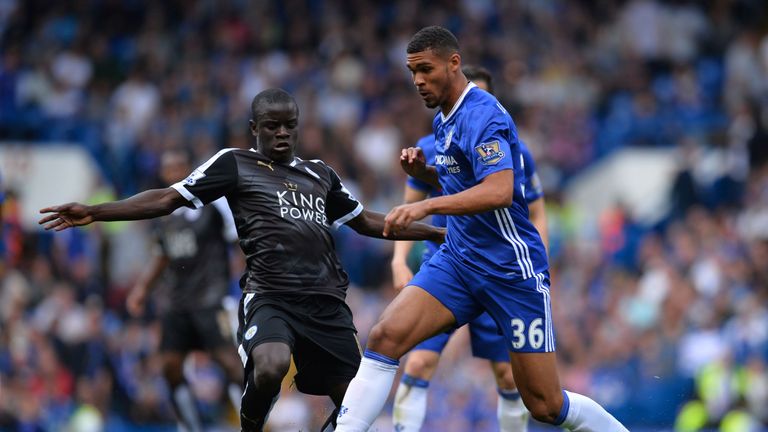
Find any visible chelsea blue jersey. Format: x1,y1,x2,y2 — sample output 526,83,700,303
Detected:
407,133,543,261
430,82,547,281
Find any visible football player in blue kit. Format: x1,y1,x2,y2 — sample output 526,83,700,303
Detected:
391,65,547,432
336,26,628,432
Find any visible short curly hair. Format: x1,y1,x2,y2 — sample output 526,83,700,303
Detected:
250,88,298,122
407,26,459,58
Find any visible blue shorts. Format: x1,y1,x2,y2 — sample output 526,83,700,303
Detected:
409,249,555,353
413,312,509,362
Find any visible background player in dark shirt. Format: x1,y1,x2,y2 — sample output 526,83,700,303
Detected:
39,88,445,431
126,148,243,432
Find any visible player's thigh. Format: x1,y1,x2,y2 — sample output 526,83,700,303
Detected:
468,313,509,363
370,284,456,357
375,252,482,354
508,351,562,406
292,325,361,396
477,272,555,354
160,310,196,353
238,301,297,374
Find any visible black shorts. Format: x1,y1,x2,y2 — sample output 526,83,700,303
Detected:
160,305,235,353
237,293,361,396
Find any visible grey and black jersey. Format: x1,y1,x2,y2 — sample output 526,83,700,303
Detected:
153,197,237,311
171,148,363,301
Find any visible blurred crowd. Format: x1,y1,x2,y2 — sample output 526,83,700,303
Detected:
1,0,768,430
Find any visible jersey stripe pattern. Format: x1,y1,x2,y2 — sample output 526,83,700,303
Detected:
431,83,548,281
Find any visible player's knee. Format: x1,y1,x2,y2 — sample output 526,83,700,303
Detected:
523,391,564,424
367,320,407,355
404,353,437,378
249,352,290,388
491,362,515,390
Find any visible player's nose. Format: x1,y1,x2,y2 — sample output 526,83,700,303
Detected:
276,125,290,137
412,73,425,87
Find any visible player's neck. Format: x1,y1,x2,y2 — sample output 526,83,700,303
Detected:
440,76,471,116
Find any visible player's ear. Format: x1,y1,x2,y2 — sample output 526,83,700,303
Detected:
249,119,257,137
448,53,461,72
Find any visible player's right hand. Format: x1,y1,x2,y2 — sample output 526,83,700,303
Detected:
126,287,147,317
38,203,94,231
391,260,414,293
400,147,428,177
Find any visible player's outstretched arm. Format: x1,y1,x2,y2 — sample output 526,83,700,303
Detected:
384,169,513,235
346,209,445,243
39,188,188,231
400,147,440,188
391,184,429,292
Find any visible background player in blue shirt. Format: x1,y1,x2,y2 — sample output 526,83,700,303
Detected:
336,26,627,432
391,65,548,432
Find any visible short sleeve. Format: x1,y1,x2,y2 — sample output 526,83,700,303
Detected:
171,149,238,209
521,143,544,203
464,108,515,182
325,167,363,229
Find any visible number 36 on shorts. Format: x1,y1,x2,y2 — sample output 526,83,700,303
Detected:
509,317,545,350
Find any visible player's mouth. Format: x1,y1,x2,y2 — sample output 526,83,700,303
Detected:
273,142,291,152
419,91,431,100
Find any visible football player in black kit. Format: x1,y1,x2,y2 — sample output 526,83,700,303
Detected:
39,88,445,431
126,148,243,432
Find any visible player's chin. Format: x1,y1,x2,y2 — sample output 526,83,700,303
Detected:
424,99,439,109
270,146,294,162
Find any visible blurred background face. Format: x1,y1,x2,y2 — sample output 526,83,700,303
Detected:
474,79,490,93
160,152,191,185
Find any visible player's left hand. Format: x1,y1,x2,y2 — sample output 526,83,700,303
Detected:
39,203,94,231
383,201,429,237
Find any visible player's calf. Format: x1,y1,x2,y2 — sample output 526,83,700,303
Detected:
518,384,564,424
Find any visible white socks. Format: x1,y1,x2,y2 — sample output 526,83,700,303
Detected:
557,390,629,432
336,350,400,432
336,352,627,432
172,384,203,432
392,374,430,431
497,389,529,432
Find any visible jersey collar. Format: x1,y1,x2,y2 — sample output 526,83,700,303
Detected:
440,81,476,124
249,148,299,166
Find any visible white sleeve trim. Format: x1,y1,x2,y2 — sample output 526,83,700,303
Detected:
171,183,204,209
332,202,364,230
212,197,238,242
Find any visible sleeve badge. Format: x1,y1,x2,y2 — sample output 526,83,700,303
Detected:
474,141,505,165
